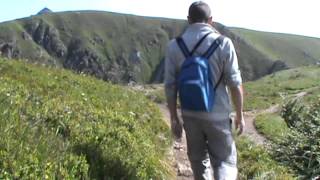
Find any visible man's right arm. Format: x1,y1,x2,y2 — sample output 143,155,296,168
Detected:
164,42,183,140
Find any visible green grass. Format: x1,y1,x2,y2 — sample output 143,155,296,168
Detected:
0,59,173,179
299,86,320,105
244,66,320,110
255,113,289,141
237,136,294,179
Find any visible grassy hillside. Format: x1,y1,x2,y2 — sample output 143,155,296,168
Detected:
0,11,186,83
1,11,319,83
0,58,172,179
231,28,320,67
244,65,320,110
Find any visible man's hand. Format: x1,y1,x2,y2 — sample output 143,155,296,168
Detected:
235,114,245,135
170,115,183,140
230,85,244,135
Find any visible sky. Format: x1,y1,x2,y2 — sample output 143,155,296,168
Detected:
0,0,319,38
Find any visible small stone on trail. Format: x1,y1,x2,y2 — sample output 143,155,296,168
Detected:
177,163,193,177
174,141,184,150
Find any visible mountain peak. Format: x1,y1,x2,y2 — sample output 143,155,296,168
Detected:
37,7,53,15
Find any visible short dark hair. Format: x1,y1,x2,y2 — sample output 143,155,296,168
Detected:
188,1,211,23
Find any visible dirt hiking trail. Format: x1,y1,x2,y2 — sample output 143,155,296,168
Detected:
158,104,279,179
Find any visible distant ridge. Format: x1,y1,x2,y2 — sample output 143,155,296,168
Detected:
37,7,52,15
0,11,319,83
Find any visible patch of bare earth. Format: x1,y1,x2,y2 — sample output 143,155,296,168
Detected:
241,105,280,145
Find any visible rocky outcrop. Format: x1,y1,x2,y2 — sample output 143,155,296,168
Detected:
0,42,20,59
21,32,32,40
25,19,67,58
151,59,165,83
64,38,106,79
269,60,289,73
129,50,142,63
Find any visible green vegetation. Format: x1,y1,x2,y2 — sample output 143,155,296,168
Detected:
237,136,293,179
244,66,320,178
299,86,320,105
255,113,289,141
244,66,320,110
0,59,173,179
0,11,187,83
274,100,320,178
231,28,320,67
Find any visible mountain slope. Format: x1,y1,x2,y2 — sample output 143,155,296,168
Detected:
230,28,320,66
0,11,319,83
0,11,186,83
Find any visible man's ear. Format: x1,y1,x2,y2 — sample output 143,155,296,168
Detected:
187,16,193,24
207,16,213,25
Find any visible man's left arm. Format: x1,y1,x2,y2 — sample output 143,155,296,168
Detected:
221,38,245,134
230,85,244,134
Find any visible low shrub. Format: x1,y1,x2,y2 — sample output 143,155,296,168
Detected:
237,137,294,179
274,99,320,179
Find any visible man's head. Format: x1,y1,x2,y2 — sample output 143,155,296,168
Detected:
188,1,212,24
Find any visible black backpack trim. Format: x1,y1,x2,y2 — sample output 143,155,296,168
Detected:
176,32,212,58
190,32,212,55
203,36,224,59
176,37,190,58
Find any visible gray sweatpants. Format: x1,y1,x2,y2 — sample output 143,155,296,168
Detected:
182,115,237,180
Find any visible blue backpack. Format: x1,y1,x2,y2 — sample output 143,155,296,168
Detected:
176,33,224,112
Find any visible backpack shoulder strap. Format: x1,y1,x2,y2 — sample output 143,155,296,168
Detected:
214,66,224,91
203,35,224,59
176,37,190,58
205,35,225,91
176,32,212,58
190,32,212,55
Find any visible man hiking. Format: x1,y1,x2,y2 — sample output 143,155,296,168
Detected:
164,1,244,179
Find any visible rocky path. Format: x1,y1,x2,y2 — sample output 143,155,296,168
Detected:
158,104,193,180
158,104,280,179
241,90,308,144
